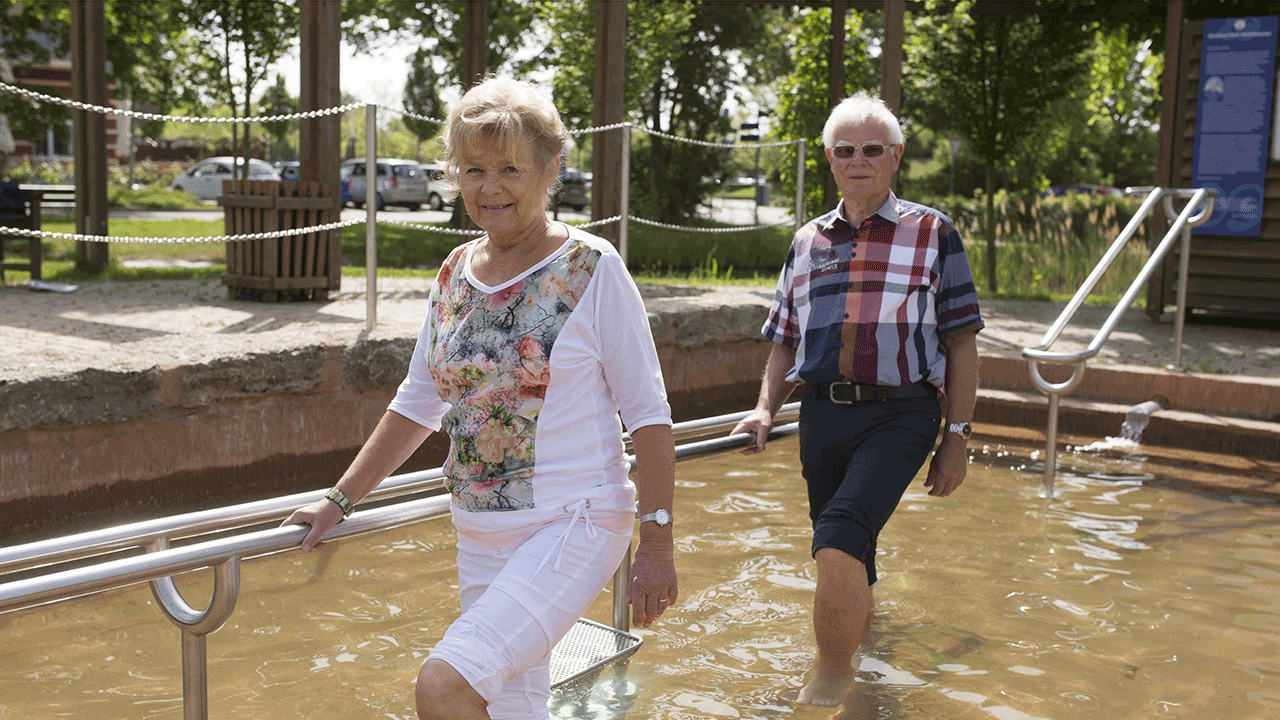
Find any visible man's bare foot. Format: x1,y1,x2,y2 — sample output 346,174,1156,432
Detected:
797,663,855,707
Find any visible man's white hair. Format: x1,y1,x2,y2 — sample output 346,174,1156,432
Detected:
822,92,904,148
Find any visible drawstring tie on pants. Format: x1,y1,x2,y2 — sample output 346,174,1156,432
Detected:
536,499,598,575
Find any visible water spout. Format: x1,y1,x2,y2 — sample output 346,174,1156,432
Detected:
1122,399,1165,443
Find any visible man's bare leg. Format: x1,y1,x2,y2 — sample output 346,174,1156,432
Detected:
797,547,873,707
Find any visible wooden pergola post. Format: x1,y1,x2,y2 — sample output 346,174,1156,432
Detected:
455,0,488,231
881,0,904,116
591,0,627,244
70,0,109,273
298,0,341,187
1147,0,1185,320
463,0,489,90
824,0,847,210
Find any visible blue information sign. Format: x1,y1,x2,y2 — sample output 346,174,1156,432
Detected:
1190,16,1278,237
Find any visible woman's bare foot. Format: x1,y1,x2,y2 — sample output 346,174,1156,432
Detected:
797,663,855,707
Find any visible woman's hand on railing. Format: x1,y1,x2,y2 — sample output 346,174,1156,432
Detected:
281,499,344,552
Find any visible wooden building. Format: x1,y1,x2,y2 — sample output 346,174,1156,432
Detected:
1149,2,1280,318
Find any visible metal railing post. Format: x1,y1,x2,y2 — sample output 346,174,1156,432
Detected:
794,139,806,233
182,632,210,720
612,546,631,632
1042,393,1060,499
1166,195,1193,371
365,103,378,331
619,123,631,264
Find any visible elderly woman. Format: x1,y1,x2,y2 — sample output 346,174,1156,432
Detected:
285,77,678,720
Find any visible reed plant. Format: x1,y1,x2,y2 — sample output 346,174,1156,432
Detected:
936,191,1147,303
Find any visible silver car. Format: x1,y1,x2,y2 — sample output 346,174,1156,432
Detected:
170,156,279,200
420,162,448,211
345,158,431,211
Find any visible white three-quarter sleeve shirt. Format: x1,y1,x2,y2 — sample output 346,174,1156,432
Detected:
387,226,671,536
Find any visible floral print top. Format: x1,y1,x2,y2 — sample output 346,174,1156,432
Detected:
388,227,671,524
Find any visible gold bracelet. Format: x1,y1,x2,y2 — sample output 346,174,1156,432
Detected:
324,487,354,517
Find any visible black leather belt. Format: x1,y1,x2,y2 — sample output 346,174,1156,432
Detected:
805,380,933,404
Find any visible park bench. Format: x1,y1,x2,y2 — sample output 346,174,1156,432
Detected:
0,184,64,282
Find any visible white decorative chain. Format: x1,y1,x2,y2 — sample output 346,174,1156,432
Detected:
569,122,631,136
630,216,794,233
375,215,622,235
385,106,444,125
0,81,364,123
376,217,483,236
1,218,365,244
632,124,797,149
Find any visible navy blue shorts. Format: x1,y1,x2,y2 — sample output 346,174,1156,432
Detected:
799,391,941,586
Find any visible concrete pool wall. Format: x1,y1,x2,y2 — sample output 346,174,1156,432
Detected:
3,284,1279,542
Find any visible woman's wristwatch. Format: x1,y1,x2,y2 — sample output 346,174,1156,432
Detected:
637,509,673,527
946,422,972,440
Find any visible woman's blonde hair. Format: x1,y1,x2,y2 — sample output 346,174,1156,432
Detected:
437,76,567,201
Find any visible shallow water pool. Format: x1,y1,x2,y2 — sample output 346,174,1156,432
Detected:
2,435,1279,719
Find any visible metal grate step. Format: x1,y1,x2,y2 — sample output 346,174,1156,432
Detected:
549,618,643,689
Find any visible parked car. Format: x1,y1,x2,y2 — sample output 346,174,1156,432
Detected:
556,167,589,212
340,158,358,205
274,161,300,181
420,161,448,211
344,158,431,211
169,156,279,200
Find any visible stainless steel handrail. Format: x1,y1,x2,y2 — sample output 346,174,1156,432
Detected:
0,405,800,720
0,404,800,576
1021,187,1217,498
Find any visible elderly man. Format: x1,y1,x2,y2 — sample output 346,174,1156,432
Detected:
731,92,982,707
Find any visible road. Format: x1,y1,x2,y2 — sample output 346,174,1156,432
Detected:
111,197,794,229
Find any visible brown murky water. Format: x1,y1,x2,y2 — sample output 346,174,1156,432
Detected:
2,435,1280,719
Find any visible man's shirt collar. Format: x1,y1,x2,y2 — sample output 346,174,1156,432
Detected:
822,191,901,233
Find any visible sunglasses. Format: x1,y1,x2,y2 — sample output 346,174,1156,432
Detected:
831,142,890,159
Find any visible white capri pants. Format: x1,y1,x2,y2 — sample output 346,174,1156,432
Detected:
428,500,633,720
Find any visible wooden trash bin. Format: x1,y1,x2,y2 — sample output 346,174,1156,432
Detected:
220,179,343,302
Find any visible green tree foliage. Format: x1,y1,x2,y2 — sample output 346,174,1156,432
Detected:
540,0,790,224
907,0,1092,292
0,0,67,159
773,6,879,220
403,47,445,160
259,73,296,162
342,0,541,90
181,0,298,175
0,0,188,159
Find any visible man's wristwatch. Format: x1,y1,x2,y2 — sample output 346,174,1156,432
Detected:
946,422,973,440
637,509,673,527
324,487,355,517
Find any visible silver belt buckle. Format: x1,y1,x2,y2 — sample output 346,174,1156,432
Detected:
828,381,859,404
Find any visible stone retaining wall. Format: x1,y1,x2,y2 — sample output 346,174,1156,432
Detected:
4,284,1278,543
0,288,776,542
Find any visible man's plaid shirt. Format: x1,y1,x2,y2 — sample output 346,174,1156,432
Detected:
762,191,984,392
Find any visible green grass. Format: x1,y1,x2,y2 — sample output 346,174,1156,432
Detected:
109,186,206,210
